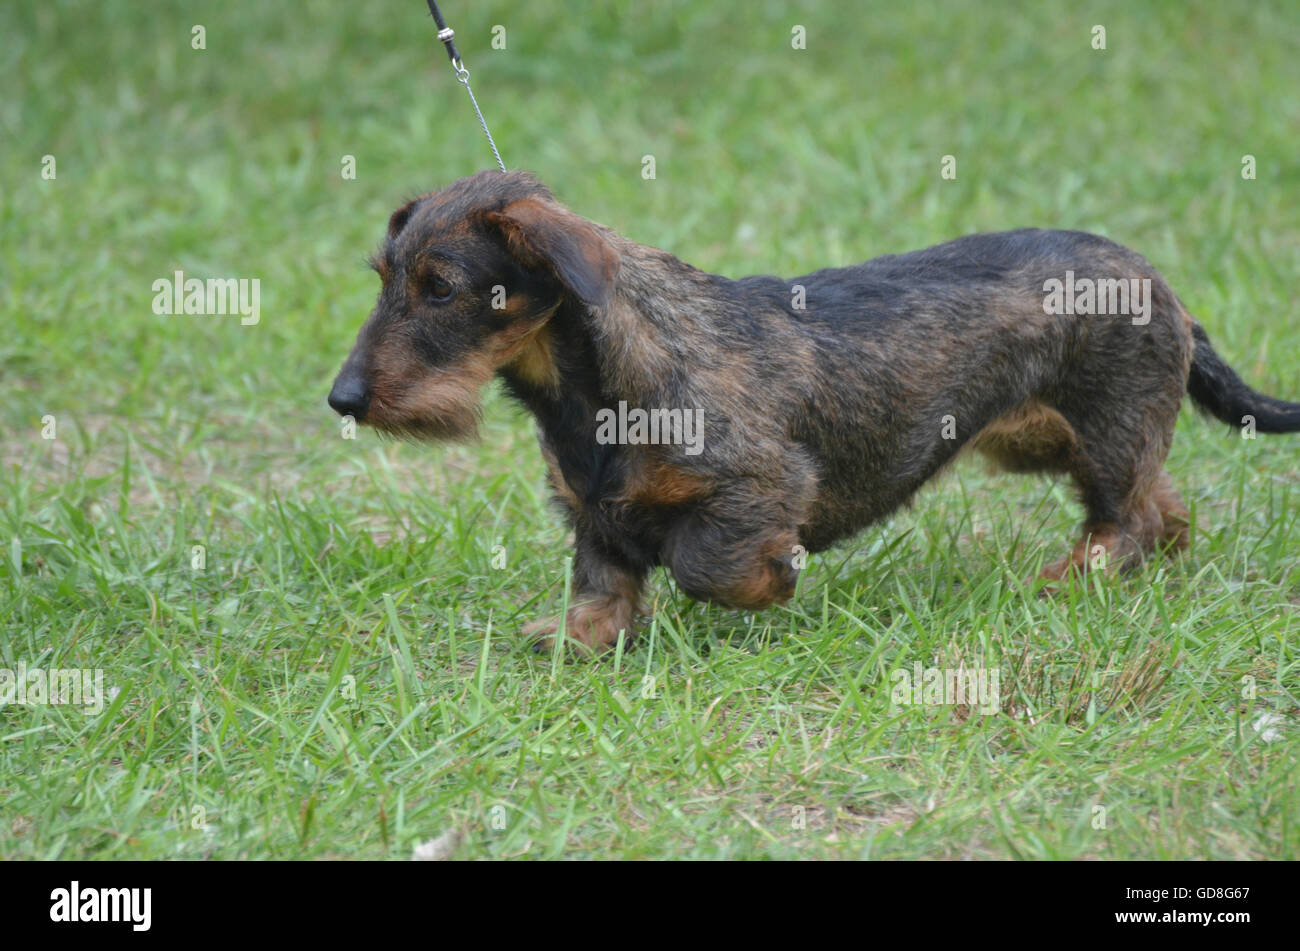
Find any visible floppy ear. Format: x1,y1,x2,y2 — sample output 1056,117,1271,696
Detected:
387,193,430,239
485,199,620,310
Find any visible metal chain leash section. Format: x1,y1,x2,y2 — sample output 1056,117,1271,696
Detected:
425,0,506,172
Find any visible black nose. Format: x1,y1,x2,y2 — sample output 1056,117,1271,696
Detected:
328,375,371,420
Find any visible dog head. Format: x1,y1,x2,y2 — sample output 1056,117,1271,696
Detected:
328,170,620,439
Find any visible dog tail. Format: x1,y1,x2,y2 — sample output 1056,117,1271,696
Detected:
1187,322,1300,433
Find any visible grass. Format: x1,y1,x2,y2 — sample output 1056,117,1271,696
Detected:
1,0,1297,859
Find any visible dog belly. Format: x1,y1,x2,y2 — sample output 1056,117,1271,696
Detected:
797,471,932,552
792,392,1035,551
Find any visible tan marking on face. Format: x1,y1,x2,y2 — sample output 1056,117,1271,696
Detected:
363,307,562,439
365,336,496,440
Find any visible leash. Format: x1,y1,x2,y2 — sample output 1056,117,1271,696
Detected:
425,0,506,172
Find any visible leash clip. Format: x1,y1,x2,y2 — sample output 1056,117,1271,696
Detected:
426,1,506,172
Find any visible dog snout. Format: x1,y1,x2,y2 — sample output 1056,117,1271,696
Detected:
328,372,371,420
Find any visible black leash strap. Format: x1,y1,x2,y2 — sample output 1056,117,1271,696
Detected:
425,0,506,171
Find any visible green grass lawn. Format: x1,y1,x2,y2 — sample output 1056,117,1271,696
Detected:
2,0,1297,859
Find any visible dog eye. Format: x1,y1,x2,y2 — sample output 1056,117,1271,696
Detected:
426,275,455,303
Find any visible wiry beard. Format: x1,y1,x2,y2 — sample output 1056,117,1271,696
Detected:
364,389,483,442
359,344,497,443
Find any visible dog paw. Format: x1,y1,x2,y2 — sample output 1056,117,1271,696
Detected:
1029,557,1075,596
524,599,633,655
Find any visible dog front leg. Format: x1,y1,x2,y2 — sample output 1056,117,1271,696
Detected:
665,515,802,611
524,534,644,653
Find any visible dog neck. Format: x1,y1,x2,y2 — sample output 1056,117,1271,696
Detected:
496,295,623,504
495,241,718,495
498,294,604,408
